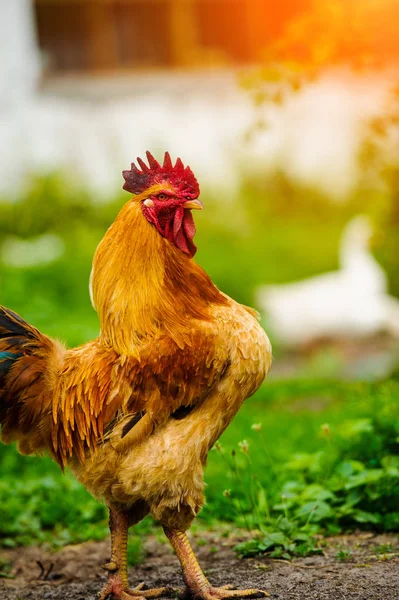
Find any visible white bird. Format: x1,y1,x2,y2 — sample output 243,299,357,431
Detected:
256,215,399,347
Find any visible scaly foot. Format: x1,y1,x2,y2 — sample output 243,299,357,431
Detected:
98,579,173,600
163,529,270,600
185,583,269,600
99,510,175,600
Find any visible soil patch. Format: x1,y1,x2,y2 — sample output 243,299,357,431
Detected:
1,531,398,600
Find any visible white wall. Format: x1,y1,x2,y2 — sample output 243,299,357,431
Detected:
0,0,40,108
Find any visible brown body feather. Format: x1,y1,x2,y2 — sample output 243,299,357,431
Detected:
0,192,272,531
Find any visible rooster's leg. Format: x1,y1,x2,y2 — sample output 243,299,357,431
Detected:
164,528,269,599
98,509,171,600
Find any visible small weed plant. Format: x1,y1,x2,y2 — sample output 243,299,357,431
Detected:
336,547,352,562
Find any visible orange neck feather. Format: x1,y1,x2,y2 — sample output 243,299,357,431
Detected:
91,196,226,355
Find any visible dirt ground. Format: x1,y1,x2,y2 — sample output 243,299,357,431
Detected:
1,531,398,600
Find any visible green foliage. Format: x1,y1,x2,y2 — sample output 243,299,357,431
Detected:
203,379,399,558
0,446,154,548
0,469,108,547
236,518,323,560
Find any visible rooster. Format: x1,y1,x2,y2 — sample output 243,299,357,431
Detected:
0,152,272,600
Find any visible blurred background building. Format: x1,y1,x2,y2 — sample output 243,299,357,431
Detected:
33,0,313,71
31,0,399,73
1,0,398,196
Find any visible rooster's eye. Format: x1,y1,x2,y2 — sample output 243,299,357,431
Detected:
158,194,166,200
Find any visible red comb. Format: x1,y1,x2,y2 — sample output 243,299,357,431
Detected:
122,151,200,198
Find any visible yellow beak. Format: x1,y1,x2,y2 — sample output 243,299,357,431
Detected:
183,199,204,210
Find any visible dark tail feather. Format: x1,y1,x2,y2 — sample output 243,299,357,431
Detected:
0,306,65,454
0,307,37,339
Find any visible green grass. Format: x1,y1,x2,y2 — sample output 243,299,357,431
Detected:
202,378,399,557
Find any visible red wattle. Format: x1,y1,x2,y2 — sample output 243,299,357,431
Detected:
142,202,198,257
173,206,185,238
182,210,197,257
